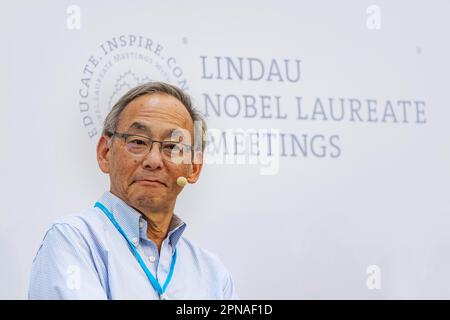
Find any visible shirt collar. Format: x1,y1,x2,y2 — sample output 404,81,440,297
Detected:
97,191,187,249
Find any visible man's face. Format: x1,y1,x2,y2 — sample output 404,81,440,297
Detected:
97,93,202,213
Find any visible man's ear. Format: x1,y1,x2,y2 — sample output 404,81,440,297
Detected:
186,151,204,184
97,136,111,174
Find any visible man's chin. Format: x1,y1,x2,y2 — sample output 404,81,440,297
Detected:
134,189,164,199
127,184,170,209
132,192,166,207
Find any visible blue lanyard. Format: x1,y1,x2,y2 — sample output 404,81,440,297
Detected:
94,201,177,298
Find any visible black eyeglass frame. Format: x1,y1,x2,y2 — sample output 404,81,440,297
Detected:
107,131,198,163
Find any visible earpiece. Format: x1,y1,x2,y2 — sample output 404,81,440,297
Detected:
176,176,188,187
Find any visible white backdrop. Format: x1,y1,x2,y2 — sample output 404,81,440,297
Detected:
1,0,449,299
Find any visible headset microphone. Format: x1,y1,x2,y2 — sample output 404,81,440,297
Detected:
176,176,188,187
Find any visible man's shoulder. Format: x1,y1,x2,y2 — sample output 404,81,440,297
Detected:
32,207,108,264
43,207,106,244
51,207,104,231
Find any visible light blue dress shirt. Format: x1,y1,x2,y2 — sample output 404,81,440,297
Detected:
28,191,238,300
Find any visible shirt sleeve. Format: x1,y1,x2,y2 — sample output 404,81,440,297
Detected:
222,269,239,299
28,223,108,300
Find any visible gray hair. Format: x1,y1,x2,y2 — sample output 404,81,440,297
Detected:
102,81,207,151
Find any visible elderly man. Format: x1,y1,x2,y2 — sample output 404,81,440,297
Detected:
28,82,238,299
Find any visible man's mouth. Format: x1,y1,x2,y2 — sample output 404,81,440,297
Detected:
134,179,167,187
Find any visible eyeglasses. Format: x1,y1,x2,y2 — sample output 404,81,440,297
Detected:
109,131,194,164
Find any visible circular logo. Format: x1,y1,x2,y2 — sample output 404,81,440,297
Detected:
78,34,189,140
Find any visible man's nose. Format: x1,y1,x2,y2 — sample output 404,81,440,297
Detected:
142,141,164,169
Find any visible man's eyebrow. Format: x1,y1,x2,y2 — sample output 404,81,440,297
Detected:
128,122,151,134
127,122,180,139
163,127,182,137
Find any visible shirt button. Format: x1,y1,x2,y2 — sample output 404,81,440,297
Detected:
139,221,144,229
131,237,139,246
149,255,156,263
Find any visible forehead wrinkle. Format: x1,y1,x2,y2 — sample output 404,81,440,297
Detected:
118,94,194,137
136,107,193,135
136,103,190,127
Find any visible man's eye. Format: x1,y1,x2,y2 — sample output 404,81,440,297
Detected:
163,143,178,150
129,139,147,146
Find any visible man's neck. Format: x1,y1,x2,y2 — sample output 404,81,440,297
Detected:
142,210,174,253
109,190,175,253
